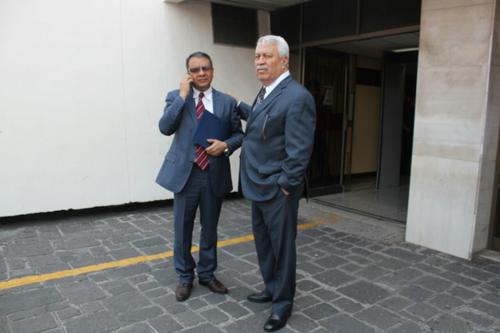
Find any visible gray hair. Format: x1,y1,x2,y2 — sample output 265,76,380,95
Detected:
257,35,289,58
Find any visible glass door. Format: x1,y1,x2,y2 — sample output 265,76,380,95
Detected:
304,48,348,196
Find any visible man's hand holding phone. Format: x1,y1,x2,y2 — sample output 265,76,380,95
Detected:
179,74,193,100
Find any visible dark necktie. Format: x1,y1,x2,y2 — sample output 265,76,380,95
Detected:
253,86,266,110
194,92,209,170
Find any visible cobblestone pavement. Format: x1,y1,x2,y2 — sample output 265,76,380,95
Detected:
1,198,500,333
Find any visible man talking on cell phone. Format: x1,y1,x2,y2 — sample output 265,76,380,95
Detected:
156,52,243,302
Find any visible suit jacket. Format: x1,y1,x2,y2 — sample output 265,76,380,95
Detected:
238,76,316,202
156,88,243,197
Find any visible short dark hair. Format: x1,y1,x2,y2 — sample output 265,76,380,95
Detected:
185,51,213,70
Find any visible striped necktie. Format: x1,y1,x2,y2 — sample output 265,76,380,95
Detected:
194,92,209,170
253,86,266,110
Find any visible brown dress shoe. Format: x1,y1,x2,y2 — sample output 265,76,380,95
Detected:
175,282,193,301
199,278,228,294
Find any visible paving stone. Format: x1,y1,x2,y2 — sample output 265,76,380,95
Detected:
165,303,188,315
100,280,135,296
185,298,208,311
180,323,223,333
311,288,341,302
354,305,404,330
114,322,155,333
377,257,411,271
297,261,325,275
320,314,375,333
63,311,120,333
440,271,481,287
148,314,182,332
302,303,338,320
332,297,364,313
144,287,168,299
5,241,53,257
314,255,348,268
287,313,319,332
314,269,354,287
137,281,160,292
406,303,440,320
131,236,166,248
219,301,250,319
296,279,321,292
379,296,413,312
0,288,64,315
480,293,500,306
174,309,206,328
203,292,229,305
468,299,500,319
456,310,495,328
384,248,426,263
10,314,58,333
54,236,101,250
57,306,81,320
414,275,453,292
221,259,256,273
103,291,152,314
58,280,107,305
105,264,151,279
339,262,364,273
200,308,230,324
337,280,391,304
428,294,463,310
399,285,434,302
80,301,105,314
345,255,372,265
428,313,473,333
357,265,391,280
294,294,322,310
388,322,425,333
117,305,163,325
448,286,477,300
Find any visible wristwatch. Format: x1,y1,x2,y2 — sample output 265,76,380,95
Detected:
224,147,230,157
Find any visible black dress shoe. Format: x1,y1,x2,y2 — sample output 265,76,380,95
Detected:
247,290,272,303
263,311,291,332
175,282,193,301
199,278,228,294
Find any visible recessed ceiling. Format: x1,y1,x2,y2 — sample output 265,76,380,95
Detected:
165,0,309,11
321,32,420,59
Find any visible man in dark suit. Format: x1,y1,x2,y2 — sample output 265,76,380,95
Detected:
237,36,316,332
156,52,243,302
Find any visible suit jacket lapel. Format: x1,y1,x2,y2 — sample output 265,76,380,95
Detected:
212,89,222,118
186,89,198,127
248,76,293,127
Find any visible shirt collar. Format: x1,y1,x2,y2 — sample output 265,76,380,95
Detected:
264,71,290,95
193,86,212,101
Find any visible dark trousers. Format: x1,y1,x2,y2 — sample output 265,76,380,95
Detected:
173,166,222,283
251,186,302,316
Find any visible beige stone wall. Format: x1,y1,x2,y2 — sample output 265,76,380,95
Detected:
406,0,499,258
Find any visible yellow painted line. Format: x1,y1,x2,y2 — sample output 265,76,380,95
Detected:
0,219,328,290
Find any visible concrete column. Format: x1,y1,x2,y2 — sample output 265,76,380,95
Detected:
406,0,500,259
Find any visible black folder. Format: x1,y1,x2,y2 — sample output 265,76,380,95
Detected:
193,111,230,148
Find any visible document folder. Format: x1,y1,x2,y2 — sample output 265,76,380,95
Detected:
193,111,230,148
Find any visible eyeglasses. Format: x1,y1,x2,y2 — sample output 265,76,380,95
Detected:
188,66,212,74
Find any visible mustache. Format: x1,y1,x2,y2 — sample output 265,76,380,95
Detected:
256,65,268,71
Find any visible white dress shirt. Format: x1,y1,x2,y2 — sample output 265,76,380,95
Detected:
263,71,290,98
192,87,213,113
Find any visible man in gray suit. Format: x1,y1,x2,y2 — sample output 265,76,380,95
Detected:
238,36,316,332
156,52,243,302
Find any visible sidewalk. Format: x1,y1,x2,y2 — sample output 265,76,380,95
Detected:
1,198,499,333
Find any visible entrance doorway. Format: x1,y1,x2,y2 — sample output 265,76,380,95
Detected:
304,34,418,223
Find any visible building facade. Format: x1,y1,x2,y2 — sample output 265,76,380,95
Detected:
1,0,499,260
